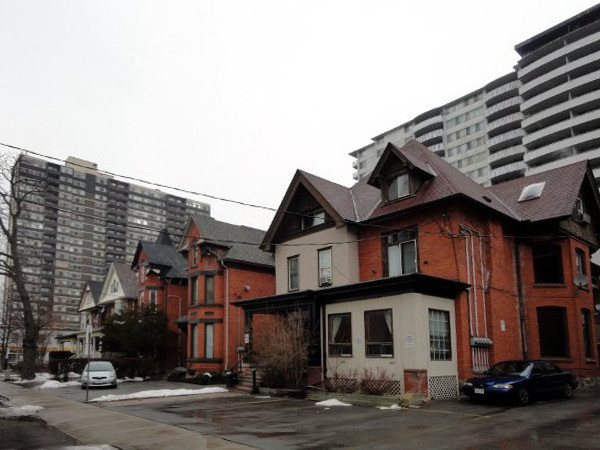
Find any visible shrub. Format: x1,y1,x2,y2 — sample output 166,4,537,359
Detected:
253,310,309,390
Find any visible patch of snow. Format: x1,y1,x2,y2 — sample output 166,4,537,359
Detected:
0,404,44,417
118,377,144,383
68,372,80,379
91,387,228,402
376,404,402,410
315,399,352,407
13,372,53,384
61,446,119,450
37,380,81,389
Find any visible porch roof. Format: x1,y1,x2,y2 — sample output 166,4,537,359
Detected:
233,273,468,313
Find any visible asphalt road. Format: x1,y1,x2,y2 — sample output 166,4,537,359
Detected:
41,380,600,449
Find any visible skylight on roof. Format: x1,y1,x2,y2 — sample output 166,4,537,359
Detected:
518,182,545,202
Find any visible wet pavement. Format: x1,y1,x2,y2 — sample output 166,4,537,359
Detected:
99,390,600,449
7,377,600,449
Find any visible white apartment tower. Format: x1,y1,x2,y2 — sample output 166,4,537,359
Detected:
351,4,600,187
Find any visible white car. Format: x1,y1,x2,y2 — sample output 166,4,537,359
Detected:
81,361,118,389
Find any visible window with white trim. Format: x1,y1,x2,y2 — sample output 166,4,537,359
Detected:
365,309,393,357
288,256,299,291
385,228,417,277
328,313,351,356
318,248,332,286
429,309,451,361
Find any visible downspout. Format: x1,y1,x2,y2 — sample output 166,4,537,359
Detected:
514,239,529,360
321,299,327,382
222,260,230,369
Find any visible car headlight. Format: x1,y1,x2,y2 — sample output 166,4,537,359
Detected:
491,383,513,389
463,382,473,387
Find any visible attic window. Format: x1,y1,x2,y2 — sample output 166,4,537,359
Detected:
302,209,326,229
387,173,410,201
518,182,545,202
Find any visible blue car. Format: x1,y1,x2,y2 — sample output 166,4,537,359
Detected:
462,360,578,405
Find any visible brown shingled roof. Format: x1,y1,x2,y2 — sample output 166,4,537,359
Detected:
366,141,519,221
489,160,591,222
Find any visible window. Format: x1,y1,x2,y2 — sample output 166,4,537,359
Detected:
191,324,198,358
288,256,299,291
575,248,587,278
532,246,563,284
328,313,352,356
205,275,214,304
205,323,214,359
582,309,593,358
302,209,325,229
190,276,198,305
537,307,569,357
429,309,451,360
385,228,417,277
318,248,332,286
365,309,393,357
149,290,157,308
192,245,198,266
387,174,409,201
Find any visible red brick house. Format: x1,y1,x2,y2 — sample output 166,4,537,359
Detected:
178,215,275,374
131,230,189,368
237,140,600,398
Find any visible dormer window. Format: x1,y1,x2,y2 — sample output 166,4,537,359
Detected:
302,209,326,229
387,173,410,201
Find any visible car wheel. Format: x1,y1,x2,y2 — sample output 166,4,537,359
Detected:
516,387,530,406
561,383,573,399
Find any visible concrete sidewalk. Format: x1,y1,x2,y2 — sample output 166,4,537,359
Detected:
0,381,250,449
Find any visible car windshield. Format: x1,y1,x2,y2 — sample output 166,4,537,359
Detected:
88,362,113,371
487,361,530,376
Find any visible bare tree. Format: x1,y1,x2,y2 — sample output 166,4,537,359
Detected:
0,153,51,379
0,285,17,370
253,310,309,390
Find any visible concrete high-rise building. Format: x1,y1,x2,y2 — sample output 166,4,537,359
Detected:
12,154,210,343
351,4,600,188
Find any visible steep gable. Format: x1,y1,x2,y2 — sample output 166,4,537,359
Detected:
190,214,274,268
98,262,137,306
366,141,519,221
77,280,103,312
261,170,364,251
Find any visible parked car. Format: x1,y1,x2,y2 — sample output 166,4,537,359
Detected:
462,360,578,405
81,361,118,389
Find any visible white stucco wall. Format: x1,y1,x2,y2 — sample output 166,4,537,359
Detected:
274,226,360,294
324,293,457,382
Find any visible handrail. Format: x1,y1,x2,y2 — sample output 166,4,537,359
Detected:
224,350,253,376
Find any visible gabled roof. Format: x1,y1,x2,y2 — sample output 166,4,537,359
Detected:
262,140,600,248
261,170,381,250
131,230,187,279
98,262,138,305
77,280,104,312
367,141,519,221
188,214,274,268
489,160,600,222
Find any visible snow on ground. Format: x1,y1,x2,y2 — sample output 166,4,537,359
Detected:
376,404,402,410
315,399,352,407
37,380,81,389
13,372,53,384
61,446,119,450
91,387,228,402
0,404,44,418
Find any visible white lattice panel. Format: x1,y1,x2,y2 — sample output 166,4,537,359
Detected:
428,375,458,399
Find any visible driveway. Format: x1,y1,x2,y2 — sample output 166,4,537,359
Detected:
40,380,600,449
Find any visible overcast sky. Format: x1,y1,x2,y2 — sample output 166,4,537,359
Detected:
0,1,597,230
